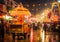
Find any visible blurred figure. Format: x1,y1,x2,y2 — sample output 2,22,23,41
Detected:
37,22,41,29
0,19,5,42
43,22,48,31
0,20,2,36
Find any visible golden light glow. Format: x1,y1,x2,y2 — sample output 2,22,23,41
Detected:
52,15,58,22
39,8,51,22
38,4,41,6
40,28,45,42
52,2,59,10
32,4,35,7
27,4,29,7
42,31,45,42
44,4,47,6
32,9,34,10
9,4,31,24
9,4,31,16
58,0,60,3
3,15,12,20
36,8,39,10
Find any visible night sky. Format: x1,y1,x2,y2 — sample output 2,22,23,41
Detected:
0,0,4,4
0,0,54,14
15,0,51,4
14,0,52,14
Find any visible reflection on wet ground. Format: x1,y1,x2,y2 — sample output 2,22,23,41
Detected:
1,33,30,42
0,29,60,42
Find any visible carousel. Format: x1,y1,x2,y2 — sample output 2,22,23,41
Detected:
8,3,31,40
9,3,31,24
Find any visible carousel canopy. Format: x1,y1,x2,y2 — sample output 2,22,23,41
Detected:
9,4,31,16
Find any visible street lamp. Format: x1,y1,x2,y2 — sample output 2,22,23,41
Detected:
58,0,60,3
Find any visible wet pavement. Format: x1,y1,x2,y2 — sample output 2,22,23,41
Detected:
0,28,41,42
0,28,60,42
1,33,30,42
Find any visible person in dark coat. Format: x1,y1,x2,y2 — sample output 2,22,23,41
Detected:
0,19,5,42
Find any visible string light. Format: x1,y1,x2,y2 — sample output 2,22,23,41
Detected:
44,4,47,6
38,4,41,6
32,9,34,10
32,4,35,7
36,8,39,10
27,4,29,7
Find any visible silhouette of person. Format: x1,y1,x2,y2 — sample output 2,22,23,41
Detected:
0,19,5,42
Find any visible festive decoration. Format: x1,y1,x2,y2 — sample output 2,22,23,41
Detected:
9,3,31,24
